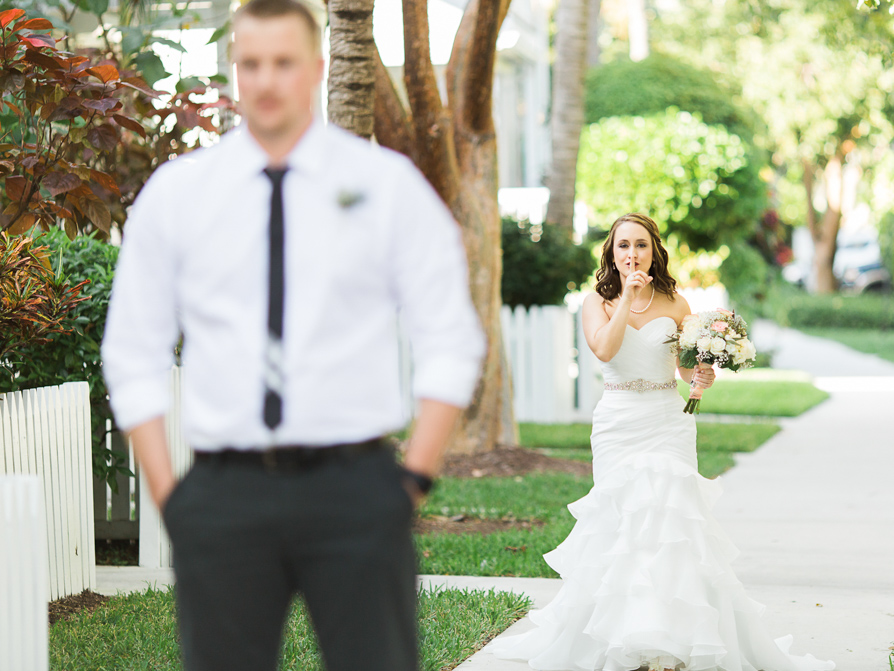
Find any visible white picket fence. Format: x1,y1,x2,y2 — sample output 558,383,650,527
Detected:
0,475,49,671
501,304,603,423
400,305,603,423
0,382,96,600
138,366,193,569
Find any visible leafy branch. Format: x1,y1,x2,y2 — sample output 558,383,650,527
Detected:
0,8,151,237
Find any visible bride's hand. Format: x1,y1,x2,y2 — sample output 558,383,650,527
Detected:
693,363,715,389
621,270,653,303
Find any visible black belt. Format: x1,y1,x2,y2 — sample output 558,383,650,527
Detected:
194,438,388,471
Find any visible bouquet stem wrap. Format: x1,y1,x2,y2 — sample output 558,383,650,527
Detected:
685,362,711,414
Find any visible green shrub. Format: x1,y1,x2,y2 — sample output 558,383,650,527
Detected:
577,109,765,251
0,228,124,486
584,53,760,143
501,216,596,307
879,212,894,280
582,55,767,251
720,240,773,315
767,290,894,330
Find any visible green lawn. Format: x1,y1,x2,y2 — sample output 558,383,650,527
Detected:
417,472,589,577
50,586,529,671
800,327,894,364
675,378,828,416
518,423,593,450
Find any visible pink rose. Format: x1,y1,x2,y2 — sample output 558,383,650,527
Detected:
711,321,728,333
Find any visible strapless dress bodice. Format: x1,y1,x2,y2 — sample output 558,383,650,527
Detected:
599,315,678,385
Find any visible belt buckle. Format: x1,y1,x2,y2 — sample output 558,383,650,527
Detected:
262,448,278,471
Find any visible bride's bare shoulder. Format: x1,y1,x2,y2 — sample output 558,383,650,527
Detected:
670,291,692,325
582,292,613,324
583,292,612,314
583,292,606,308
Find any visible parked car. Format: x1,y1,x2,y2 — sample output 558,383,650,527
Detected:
782,227,892,293
834,230,892,293
838,261,892,293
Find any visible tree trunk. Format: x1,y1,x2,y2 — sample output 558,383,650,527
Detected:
445,0,514,453
803,155,844,294
544,0,593,236
372,0,515,453
627,0,649,62
812,229,838,294
327,0,376,139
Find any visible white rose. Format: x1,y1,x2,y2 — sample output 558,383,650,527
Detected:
696,336,713,353
682,320,700,338
710,337,727,355
734,339,756,365
680,334,697,349
725,340,737,354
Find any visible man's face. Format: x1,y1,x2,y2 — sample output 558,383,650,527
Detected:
232,14,323,138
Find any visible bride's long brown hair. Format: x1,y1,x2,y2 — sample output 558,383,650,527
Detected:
594,213,678,301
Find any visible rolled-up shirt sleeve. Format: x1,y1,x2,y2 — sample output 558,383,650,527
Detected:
101,172,180,432
389,159,486,408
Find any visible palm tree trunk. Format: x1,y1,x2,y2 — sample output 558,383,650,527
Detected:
327,0,376,138
545,0,593,236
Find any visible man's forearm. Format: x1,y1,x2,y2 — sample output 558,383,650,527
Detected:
402,399,462,478
128,416,176,510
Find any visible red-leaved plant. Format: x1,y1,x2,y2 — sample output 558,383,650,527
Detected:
0,8,150,237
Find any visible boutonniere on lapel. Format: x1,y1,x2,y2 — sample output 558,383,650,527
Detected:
336,189,365,210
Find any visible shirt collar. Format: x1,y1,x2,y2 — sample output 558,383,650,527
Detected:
227,118,326,178
283,118,326,176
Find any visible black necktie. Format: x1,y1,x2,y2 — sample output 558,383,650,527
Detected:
263,167,288,429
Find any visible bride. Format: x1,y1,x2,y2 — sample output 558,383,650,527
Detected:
488,213,834,671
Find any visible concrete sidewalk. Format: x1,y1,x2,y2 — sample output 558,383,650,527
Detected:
96,324,894,670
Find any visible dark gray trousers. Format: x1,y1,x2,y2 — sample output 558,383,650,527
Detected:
162,448,418,671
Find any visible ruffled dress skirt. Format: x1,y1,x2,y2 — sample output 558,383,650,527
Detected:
488,388,835,671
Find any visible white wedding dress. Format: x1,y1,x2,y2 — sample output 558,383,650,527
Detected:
488,316,835,671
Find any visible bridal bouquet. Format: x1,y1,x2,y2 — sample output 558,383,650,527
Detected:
665,309,757,414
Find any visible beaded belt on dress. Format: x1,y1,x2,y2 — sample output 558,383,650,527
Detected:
603,379,677,392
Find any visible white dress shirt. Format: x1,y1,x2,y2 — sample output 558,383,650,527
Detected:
101,120,485,449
